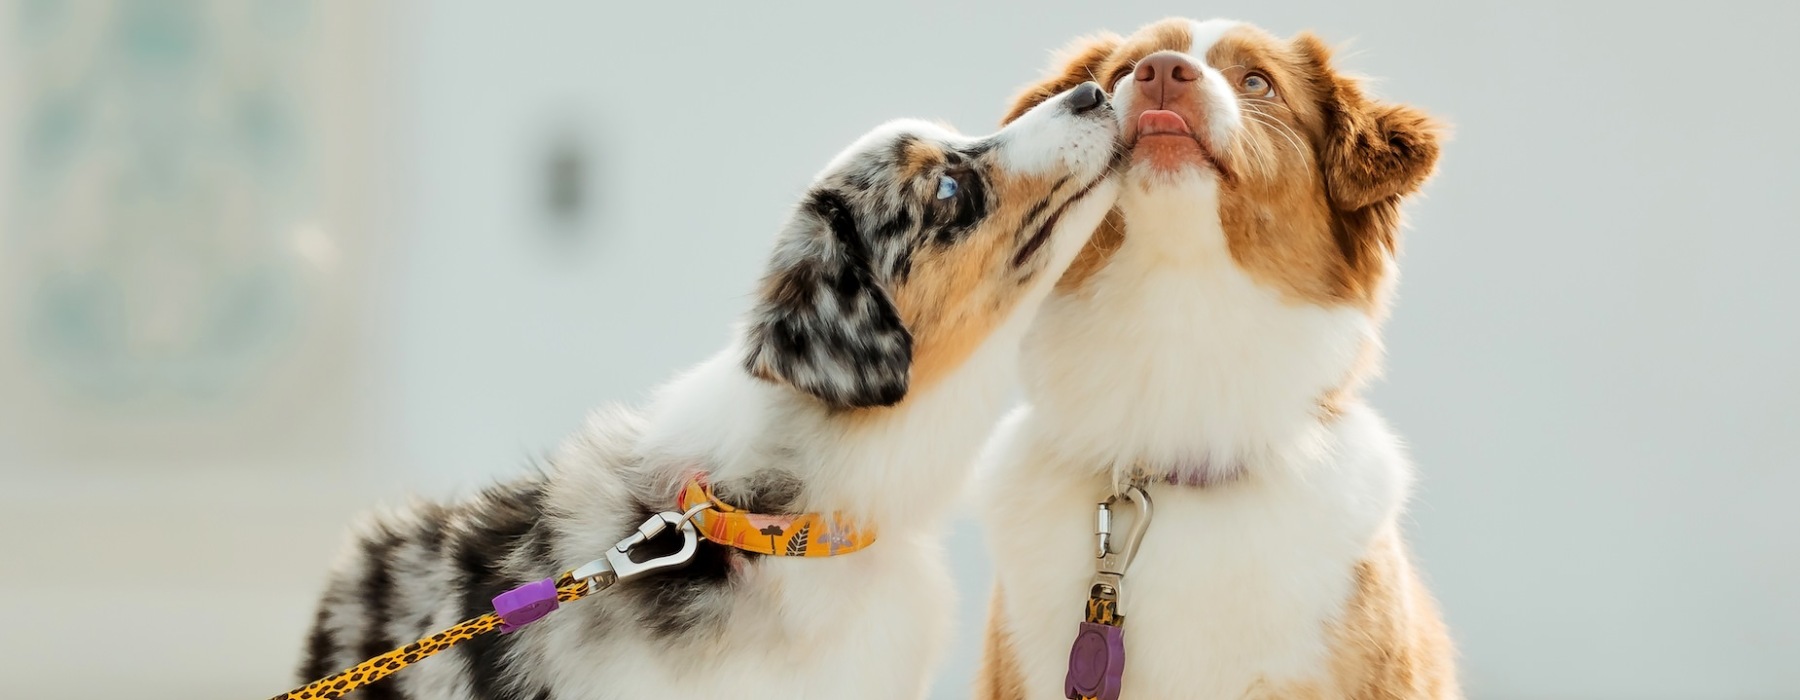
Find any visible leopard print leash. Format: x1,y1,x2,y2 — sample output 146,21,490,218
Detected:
269,506,709,700
271,573,590,700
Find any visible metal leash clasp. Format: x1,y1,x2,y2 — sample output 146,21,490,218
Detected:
1091,484,1152,605
1065,484,1152,700
570,502,713,593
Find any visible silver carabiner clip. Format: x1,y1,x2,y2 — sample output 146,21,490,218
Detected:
570,502,712,593
1090,484,1152,604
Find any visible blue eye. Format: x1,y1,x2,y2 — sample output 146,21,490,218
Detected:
936,175,959,200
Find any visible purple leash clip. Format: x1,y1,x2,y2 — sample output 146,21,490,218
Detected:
493,578,559,633
1065,621,1126,700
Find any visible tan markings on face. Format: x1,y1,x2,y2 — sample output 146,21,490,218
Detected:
1096,18,1194,89
1196,26,1394,312
896,138,944,179
974,587,1028,700
1259,533,1459,699
886,146,1072,393
1206,26,1321,176
999,19,1195,125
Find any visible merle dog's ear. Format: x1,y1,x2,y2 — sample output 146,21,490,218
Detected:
1003,32,1122,125
742,191,912,409
1296,33,1445,211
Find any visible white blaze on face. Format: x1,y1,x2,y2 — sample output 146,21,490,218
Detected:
1187,18,1247,146
1108,18,1250,181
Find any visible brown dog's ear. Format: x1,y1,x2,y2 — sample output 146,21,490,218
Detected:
1002,33,1122,125
1295,33,1445,211
742,190,912,409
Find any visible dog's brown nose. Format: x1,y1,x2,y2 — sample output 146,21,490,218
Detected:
1134,51,1200,107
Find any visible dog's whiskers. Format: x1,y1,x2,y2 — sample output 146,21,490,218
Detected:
1240,107,1308,165
1241,97,1293,113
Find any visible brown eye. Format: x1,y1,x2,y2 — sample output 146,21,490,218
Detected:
1108,65,1134,89
1242,72,1275,98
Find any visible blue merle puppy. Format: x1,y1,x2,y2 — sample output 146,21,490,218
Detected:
298,83,1119,700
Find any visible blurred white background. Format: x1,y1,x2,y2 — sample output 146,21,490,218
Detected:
2,1,1796,698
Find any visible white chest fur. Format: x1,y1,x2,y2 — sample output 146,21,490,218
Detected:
984,178,1413,697
1020,178,1379,480
982,405,1410,698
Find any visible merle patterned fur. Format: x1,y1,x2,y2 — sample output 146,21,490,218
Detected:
298,127,1034,699
742,134,997,410
298,454,810,698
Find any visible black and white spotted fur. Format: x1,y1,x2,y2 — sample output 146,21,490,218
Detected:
297,84,1119,700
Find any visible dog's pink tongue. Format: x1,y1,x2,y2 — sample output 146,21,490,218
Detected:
1138,109,1192,136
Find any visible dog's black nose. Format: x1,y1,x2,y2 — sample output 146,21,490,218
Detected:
1068,82,1106,114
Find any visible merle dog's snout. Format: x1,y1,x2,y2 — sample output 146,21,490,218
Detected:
1067,82,1107,114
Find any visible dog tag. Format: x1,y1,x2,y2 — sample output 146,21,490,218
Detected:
1064,621,1125,700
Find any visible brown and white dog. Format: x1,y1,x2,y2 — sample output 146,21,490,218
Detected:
975,18,1459,700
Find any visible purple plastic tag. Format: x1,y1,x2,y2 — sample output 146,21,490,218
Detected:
1064,621,1125,700
493,578,558,633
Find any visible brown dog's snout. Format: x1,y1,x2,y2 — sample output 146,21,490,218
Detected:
1134,51,1201,107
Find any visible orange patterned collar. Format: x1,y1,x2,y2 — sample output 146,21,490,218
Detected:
675,474,876,557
